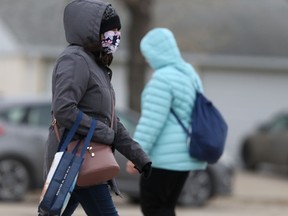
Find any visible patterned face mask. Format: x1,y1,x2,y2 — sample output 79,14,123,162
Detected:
101,30,121,54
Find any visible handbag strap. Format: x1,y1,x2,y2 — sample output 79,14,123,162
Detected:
53,98,115,142
110,97,115,129
52,118,61,142
59,111,83,152
79,119,96,157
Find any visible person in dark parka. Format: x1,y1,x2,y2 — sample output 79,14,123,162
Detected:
42,0,151,215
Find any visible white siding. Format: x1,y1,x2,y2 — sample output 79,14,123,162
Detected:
202,69,288,162
0,19,18,54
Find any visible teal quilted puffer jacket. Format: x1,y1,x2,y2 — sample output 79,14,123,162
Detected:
134,28,207,171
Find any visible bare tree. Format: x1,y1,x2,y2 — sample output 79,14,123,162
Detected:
119,0,154,112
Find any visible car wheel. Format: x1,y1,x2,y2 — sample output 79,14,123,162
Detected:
0,158,30,201
178,170,212,207
242,142,257,170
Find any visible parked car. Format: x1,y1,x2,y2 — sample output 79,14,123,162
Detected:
0,96,51,201
0,96,234,206
241,112,288,171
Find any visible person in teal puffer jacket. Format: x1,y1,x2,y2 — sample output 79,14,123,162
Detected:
126,28,207,216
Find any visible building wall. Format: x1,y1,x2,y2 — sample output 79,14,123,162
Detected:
199,65,288,163
0,57,28,95
0,56,52,96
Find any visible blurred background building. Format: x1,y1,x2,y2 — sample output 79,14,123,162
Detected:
1,0,288,163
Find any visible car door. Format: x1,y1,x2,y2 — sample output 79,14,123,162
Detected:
24,103,51,184
0,102,50,186
266,116,288,165
1,103,50,153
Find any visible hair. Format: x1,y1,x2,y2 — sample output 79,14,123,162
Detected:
83,36,113,66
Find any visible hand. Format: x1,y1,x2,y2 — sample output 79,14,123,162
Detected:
141,162,152,178
126,161,139,175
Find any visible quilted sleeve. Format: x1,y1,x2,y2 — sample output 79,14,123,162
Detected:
133,73,172,154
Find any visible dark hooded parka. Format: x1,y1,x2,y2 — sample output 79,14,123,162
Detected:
43,0,150,182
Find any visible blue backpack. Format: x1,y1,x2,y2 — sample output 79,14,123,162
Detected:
171,91,228,164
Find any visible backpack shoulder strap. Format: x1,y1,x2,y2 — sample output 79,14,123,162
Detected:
171,73,202,136
171,108,190,135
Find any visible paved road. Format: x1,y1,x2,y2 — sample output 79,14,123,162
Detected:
1,170,288,216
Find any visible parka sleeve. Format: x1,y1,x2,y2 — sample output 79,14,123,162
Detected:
52,54,115,144
114,117,151,170
133,73,172,154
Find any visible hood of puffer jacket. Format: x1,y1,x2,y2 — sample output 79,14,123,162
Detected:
140,28,185,70
63,0,109,46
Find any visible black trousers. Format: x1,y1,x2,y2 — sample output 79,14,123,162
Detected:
140,167,189,216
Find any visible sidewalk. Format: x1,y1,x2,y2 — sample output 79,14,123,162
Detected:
1,170,288,216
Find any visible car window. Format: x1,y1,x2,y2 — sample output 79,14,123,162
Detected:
270,115,288,133
0,106,27,124
118,114,136,136
27,105,51,127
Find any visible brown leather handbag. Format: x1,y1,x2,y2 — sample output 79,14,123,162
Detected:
53,105,120,187
68,140,120,187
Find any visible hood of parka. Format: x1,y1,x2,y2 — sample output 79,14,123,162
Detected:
140,28,184,70
63,0,109,46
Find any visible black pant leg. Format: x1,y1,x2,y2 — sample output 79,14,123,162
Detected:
140,168,189,216
61,194,79,216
